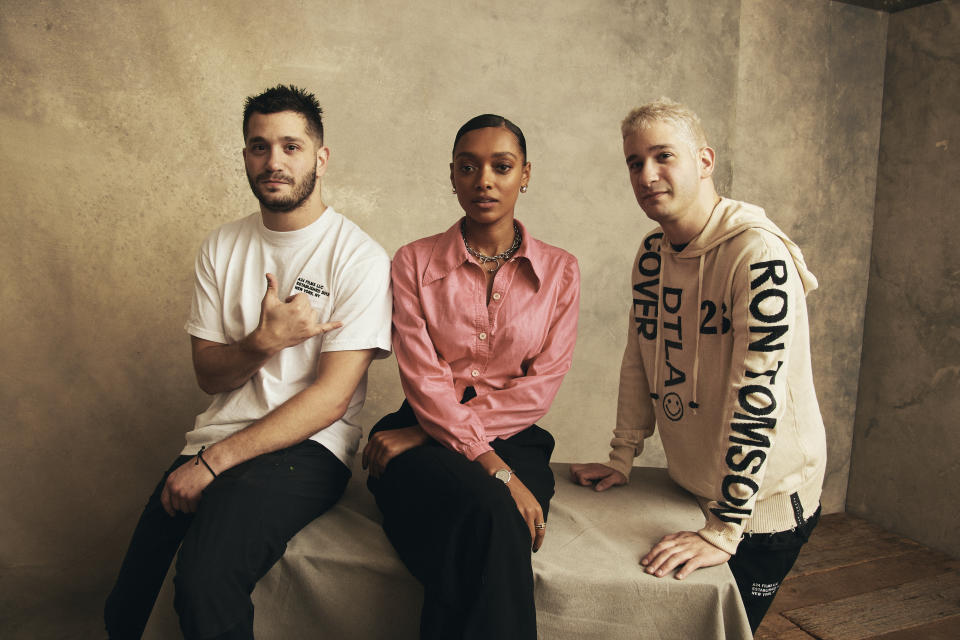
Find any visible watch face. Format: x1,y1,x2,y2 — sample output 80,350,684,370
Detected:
495,469,511,484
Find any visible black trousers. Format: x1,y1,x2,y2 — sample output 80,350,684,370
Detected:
728,506,821,632
104,440,350,640
367,396,555,640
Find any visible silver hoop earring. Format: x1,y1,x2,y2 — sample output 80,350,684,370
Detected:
520,185,528,193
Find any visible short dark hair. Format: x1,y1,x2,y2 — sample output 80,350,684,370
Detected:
452,114,527,162
243,85,324,144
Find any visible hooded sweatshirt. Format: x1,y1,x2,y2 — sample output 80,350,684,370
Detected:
606,197,827,555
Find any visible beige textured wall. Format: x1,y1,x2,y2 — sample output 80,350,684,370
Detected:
0,0,888,634
847,0,960,557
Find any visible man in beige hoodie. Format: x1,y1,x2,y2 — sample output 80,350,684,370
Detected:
571,98,826,632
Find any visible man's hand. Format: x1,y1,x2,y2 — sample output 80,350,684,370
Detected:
192,274,345,395
641,531,731,579
362,425,429,478
249,273,342,355
569,462,627,491
160,457,217,516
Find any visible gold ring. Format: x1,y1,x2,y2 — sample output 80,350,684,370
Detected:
535,522,547,530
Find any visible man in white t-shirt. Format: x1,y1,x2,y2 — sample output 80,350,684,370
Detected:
105,85,392,640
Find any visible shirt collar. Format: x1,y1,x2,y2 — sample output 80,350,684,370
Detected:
422,217,544,290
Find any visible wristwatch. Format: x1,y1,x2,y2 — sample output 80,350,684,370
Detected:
494,468,512,484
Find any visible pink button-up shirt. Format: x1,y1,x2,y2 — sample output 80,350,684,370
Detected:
391,218,580,460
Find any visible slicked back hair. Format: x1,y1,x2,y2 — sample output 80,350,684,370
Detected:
621,98,707,155
243,84,324,144
453,114,527,163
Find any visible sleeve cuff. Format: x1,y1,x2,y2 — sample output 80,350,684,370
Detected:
606,447,635,482
462,440,493,461
697,526,742,556
185,323,227,344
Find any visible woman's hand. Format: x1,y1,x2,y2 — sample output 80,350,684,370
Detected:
362,425,429,478
505,475,547,552
476,451,546,552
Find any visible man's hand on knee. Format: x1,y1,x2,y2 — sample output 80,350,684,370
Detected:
362,425,429,478
161,457,216,516
569,463,627,491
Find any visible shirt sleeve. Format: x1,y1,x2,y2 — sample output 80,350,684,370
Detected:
184,235,227,344
697,233,800,555
607,308,657,481
391,247,579,461
459,255,580,440
321,250,393,356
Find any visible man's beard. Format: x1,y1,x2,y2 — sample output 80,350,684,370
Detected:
247,169,318,213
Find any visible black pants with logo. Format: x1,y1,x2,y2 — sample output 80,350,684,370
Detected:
104,440,350,640
366,395,555,640
728,506,821,632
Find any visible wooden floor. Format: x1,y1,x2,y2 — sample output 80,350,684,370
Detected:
755,513,960,639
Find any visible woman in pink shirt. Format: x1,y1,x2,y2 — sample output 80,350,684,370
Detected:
362,114,580,639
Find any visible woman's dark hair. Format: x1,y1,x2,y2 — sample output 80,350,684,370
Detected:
452,114,527,162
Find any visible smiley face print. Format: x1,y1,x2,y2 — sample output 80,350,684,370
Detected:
663,392,684,421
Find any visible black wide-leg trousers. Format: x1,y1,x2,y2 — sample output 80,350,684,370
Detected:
367,397,555,640
104,441,350,640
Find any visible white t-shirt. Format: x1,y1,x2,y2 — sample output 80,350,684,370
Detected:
183,207,392,465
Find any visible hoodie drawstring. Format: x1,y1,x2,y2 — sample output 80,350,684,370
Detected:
650,265,663,400
690,255,703,413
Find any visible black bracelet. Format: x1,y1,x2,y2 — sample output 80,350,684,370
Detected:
195,445,217,479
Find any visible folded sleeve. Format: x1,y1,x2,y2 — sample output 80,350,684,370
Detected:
321,250,393,356
184,234,228,344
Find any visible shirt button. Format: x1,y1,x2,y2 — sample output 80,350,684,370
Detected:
492,292,502,300
471,369,480,377
479,332,487,340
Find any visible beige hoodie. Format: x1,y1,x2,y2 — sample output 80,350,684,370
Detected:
606,197,827,554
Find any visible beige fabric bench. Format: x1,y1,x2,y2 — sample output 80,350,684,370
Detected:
144,463,750,639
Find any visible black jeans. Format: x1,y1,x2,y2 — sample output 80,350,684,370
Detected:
104,440,350,640
367,394,555,640
728,505,821,632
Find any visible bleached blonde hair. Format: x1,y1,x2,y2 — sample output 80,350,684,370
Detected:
621,97,708,155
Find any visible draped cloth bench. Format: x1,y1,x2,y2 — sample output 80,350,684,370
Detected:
144,463,751,639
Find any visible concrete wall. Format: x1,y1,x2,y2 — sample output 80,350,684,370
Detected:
847,0,960,557
0,0,888,635
732,0,887,511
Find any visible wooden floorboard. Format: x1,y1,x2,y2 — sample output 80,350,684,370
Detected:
788,513,923,577
783,570,960,639
868,615,960,639
770,548,960,614
754,612,815,640
755,513,960,640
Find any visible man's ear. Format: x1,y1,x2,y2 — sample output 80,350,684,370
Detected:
698,146,716,179
316,146,331,177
